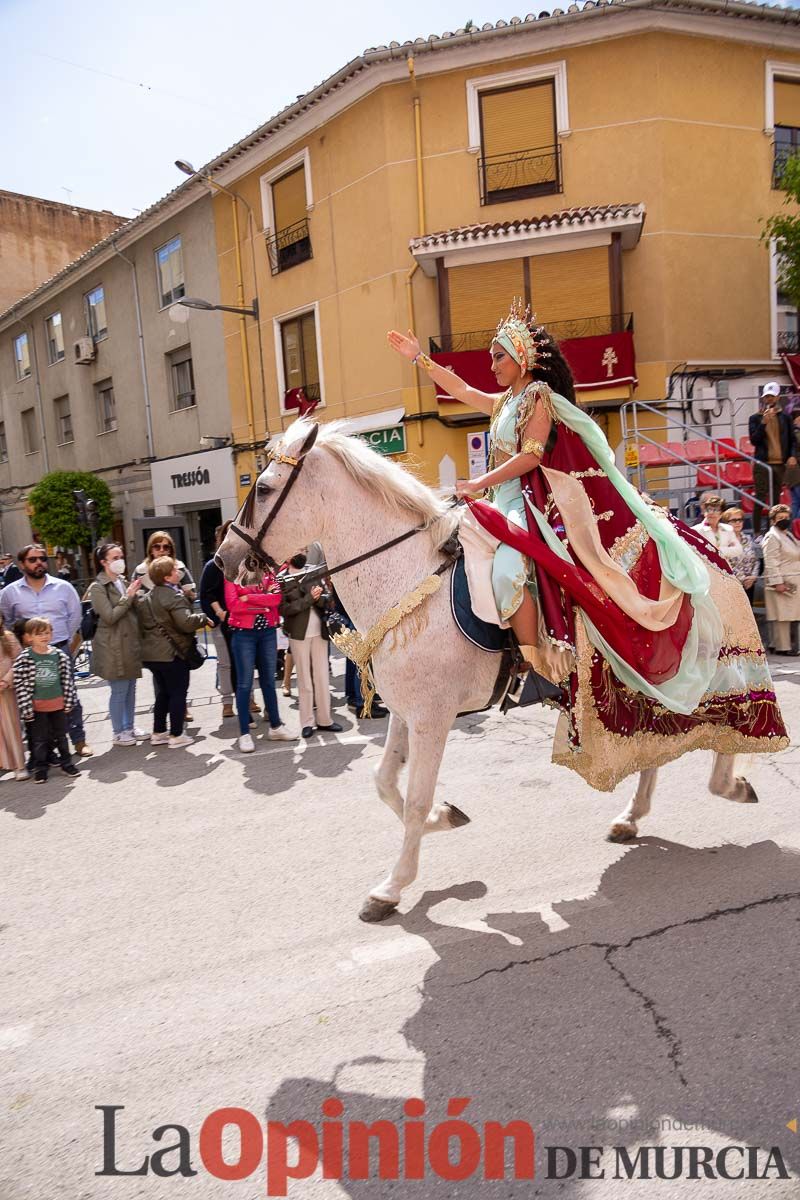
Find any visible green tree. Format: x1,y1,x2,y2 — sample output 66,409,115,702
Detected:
763,151,800,310
27,470,113,549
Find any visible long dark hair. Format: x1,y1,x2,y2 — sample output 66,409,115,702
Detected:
530,331,576,405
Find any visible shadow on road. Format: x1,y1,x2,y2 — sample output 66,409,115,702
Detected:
264,839,800,1196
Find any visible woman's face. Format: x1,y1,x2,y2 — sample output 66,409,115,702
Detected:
703,506,722,528
490,343,525,391
150,537,173,559
727,514,744,539
103,546,123,570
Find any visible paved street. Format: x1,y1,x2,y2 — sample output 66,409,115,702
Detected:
1,650,799,1198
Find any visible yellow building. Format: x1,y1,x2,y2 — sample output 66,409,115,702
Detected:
189,0,800,495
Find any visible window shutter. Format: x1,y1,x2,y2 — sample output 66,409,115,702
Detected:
449,260,525,334
529,247,610,326
272,166,307,233
480,81,556,156
775,80,800,127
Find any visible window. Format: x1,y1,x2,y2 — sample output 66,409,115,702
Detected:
262,151,313,274
168,347,196,411
95,379,117,433
21,408,39,455
478,80,560,203
772,246,798,354
54,395,73,445
278,308,321,411
0,422,7,463
768,64,800,187
155,236,185,308
13,333,31,380
45,312,65,364
86,285,107,341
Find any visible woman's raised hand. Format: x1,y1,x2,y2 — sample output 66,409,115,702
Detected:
387,329,421,362
126,578,143,598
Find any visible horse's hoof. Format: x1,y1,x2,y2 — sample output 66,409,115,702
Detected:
734,777,759,804
445,803,471,829
607,822,638,843
359,897,399,923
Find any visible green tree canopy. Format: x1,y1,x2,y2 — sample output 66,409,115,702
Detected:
27,470,113,549
764,152,800,310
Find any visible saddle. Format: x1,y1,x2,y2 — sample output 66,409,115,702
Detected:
446,538,563,712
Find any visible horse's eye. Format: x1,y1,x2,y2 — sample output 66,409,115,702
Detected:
256,482,274,497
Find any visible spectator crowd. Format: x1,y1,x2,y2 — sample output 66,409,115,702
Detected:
0,527,387,784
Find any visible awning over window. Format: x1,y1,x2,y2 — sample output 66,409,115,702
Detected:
432,330,637,399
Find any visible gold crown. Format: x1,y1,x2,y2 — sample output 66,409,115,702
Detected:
495,298,551,370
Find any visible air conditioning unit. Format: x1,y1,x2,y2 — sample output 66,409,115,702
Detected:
74,337,96,365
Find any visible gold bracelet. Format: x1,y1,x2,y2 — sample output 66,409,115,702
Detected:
522,438,545,458
413,351,435,372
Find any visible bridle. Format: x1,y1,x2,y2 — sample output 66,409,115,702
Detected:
226,424,453,583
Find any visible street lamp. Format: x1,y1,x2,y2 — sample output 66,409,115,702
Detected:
176,295,259,319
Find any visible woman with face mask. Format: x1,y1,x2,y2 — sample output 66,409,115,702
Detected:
87,542,144,745
762,505,800,655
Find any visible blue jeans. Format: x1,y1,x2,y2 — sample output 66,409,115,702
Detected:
791,484,800,522
108,678,137,734
230,627,281,734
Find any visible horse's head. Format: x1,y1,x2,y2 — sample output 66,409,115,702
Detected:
217,421,323,583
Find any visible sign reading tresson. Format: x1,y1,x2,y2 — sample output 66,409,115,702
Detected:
356,425,407,456
150,447,238,513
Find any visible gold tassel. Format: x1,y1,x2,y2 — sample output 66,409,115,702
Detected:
331,574,443,717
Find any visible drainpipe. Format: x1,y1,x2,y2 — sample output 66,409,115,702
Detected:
407,55,426,448
111,241,155,460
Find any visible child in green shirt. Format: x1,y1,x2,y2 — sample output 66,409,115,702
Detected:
13,618,80,784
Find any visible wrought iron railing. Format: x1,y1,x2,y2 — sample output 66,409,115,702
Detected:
284,381,321,410
478,144,562,204
773,127,800,189
778,329,799,354
429,313,633,354
266,217,312,275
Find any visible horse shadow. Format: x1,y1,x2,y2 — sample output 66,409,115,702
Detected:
263,839,800,1196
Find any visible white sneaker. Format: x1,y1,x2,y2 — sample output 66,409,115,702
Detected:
150,732,170,745
14,769,30,781
113,733,137,747
267,725,297,741
168,733,194,748
238,733,255,753
131,726,147,739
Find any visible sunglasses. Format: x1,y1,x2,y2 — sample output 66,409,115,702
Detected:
152,543,172,550
25,555,48,563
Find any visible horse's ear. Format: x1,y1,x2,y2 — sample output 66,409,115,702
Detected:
300,423,319,456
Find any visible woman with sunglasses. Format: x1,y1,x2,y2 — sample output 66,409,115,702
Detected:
132,532,196,600
721,507,761,606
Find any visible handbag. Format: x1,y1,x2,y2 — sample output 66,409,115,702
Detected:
80,601,99,641
148,593,205,670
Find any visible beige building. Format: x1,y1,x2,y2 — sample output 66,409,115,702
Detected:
0,190,125,313
188,0,800,497
0,192,232,578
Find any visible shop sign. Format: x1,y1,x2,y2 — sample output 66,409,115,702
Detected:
356,425,407,456
239,474,252,487
150,447,237,511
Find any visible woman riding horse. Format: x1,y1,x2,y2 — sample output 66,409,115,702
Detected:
388,305,787,790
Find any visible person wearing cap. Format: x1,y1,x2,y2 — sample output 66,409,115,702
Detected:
748,383,797,536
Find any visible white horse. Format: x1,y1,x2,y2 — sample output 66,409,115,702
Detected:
217,419,758,922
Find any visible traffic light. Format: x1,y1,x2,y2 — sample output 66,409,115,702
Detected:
85,498,100,533
72,489,89,526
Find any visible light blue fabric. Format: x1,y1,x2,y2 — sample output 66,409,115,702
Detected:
489,389,535,620
0,574,82,644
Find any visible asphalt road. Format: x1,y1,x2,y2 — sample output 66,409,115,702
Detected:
1,650,799,1199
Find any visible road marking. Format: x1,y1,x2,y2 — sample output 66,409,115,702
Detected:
337,934,428,971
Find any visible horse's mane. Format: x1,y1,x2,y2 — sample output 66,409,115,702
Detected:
276,419,460,542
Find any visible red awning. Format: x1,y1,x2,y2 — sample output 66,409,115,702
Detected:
432,330,637,400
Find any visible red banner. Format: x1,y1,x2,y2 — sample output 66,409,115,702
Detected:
432,330,637,400
781,354,800,389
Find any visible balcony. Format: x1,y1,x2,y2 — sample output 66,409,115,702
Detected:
430,313,633,354
266,217,312,275
778,330,799,354
773,126,800,189
478,144,562,205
